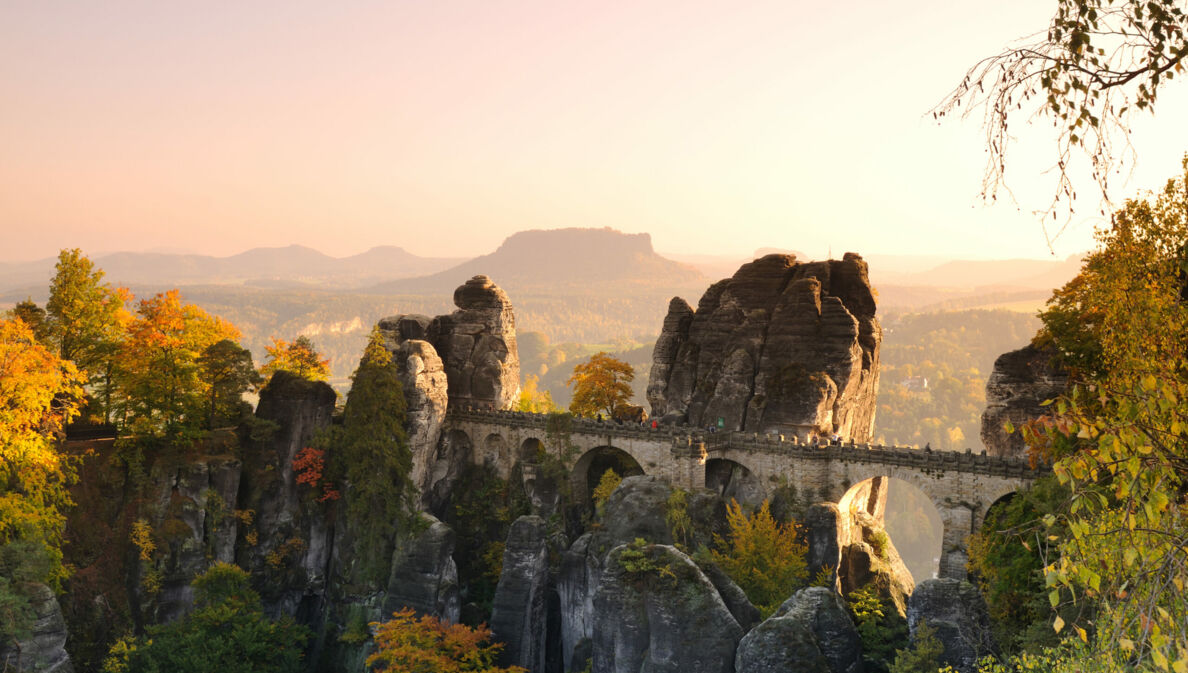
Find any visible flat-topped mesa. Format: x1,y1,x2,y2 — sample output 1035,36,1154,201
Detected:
647,252,881,442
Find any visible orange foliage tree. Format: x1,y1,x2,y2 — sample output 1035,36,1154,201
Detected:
259,336,330,384
366,608,525,673
291,447,339,503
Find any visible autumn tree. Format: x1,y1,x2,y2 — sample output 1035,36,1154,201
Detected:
1019,158,1188,667
117,290,241,439
709,499,808,617
326,328,415,581
259,335,330,384
8,300,50,345
516,374,555,413
44,249,130,423
366,608,526,673
566,352,634,418
197,339,260,429
102,563,309,673
0,318,85,646
937,0,1188,228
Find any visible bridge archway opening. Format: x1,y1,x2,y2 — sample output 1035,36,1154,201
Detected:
705,459,766,509
483,433,509,473
519,437,545,463
976,491,1020,539
572,445,644,502
839,476,943,585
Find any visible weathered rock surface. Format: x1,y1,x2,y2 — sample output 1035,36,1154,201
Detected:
981,343,1068,459
559,534,603,672
490,516,549,672
0,584,74,673
803,503,843,589
698,561,761,633
429,275,520,410
907,579,996,673
142,453,243,624
593,543,742,673
383,514,461,623
373,323,450,506
735,587,863,673
836,476,915,615
647,253,881,441
237,371,338,616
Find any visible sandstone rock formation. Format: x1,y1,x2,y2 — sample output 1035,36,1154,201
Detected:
803,503,843,589
490,516,550,672
648,253,881,441
432,275,520,409
907,579,996,673
237,371,338,615
592,543,743,673
837,477,915,616
383,514,461,624
735,587,863,673
981,343,1068,459
0,584,74,673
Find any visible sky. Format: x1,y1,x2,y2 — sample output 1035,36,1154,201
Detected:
3,1,1188,264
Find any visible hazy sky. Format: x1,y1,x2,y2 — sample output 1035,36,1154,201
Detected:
3,1,1187,263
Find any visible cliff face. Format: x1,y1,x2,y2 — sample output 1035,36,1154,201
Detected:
980,343,1068,460
647,253,881,441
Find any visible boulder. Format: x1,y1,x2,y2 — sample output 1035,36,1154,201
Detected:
981,343,1067,460
647,253,881,442
735,587,863,673
383,514,461,624
490,516,549,672
592,543,743,673
907,579,996,673
0,584,74,673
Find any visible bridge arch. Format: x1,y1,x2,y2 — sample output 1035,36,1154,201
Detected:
519,437,545,463
571,445,645,502
839,476,943,584
705,458,766,509
481,433,510,476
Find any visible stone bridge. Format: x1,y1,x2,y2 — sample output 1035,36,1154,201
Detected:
444,407,1043,580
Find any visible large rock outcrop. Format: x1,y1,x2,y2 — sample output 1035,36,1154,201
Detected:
383,514,461,624
490,516,550,672
236,371,338,616
981,343,1067,459
647,253,881,441
0,584,74,673
837,477,915,616
735,587,863,673
907,579,996,673
592,543,743,673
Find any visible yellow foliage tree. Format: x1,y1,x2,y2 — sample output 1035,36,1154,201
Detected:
566,352,633,418
259,336,330,383
710,499,808,617
516,375,555,414
0,317,85,587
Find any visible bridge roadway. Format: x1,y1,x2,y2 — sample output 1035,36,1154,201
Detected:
443,407,1044,580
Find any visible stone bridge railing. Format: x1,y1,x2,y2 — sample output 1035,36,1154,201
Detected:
444,407,1045,480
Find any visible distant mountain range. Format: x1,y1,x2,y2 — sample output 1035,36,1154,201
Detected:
0,245,467,297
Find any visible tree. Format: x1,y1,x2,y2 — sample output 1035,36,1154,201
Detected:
708,499,808,617
1021,158,1188,667
516,374,555,413
259,336,330,383
0,318,85,652
44,249,130,423
8,300,49,345
117,290,241,438
197,339,261,429
328,328,415,581
566,352,634,418
889,621,944,673
936,0,1188,229
366,608,526,673
102,563,310,673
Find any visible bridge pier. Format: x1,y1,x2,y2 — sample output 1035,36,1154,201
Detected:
668,438,707,491
937,504,975,580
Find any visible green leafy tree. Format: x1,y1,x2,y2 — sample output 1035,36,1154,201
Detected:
102,563,309,673
890,621,944,673
260,335,330,383
330,328,415,580
197,339,261,429
847,584,910,673
44,249,130,423
566,352,634,418
8,300,50,345
937,0,1188,225
709,499,807,617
